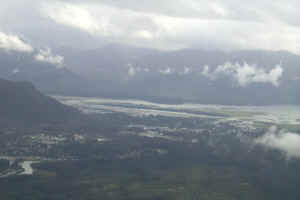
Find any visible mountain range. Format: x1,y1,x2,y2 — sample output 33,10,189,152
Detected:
1,44,299,105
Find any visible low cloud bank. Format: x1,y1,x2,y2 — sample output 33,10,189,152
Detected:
1,31,64,68
159,67,172,75
35,48,64,67
0,32,33,53
202,62,283,87
255,126,300,159
128,64,138,77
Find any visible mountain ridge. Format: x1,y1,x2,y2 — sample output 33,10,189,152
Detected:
1,45,299,105
0,78,81,128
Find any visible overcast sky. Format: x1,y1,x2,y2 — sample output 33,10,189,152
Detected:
1,0,300,54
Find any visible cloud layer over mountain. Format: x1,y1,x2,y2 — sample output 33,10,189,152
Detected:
0,32,33,52
202,62,283,87
0,31,64,68
35,48,64,67
1,0,300,54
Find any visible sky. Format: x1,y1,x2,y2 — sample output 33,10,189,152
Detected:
0,0,300,54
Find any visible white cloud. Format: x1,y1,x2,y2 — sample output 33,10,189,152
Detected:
126,64,153,78
35,48,64,67
210,2,229,17
128,65,137,77
12,68,20,74
42,2,159,39
0,32,64,68
255,126,300,159
203,62,283,87
127,63,147,77
202,65,214,79
0,32,33,52
178,66,191,75
159,67,172,75
132,30,155,40
42,3,103,35
183,66,190,74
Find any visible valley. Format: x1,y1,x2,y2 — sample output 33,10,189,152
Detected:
1,96,300,199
